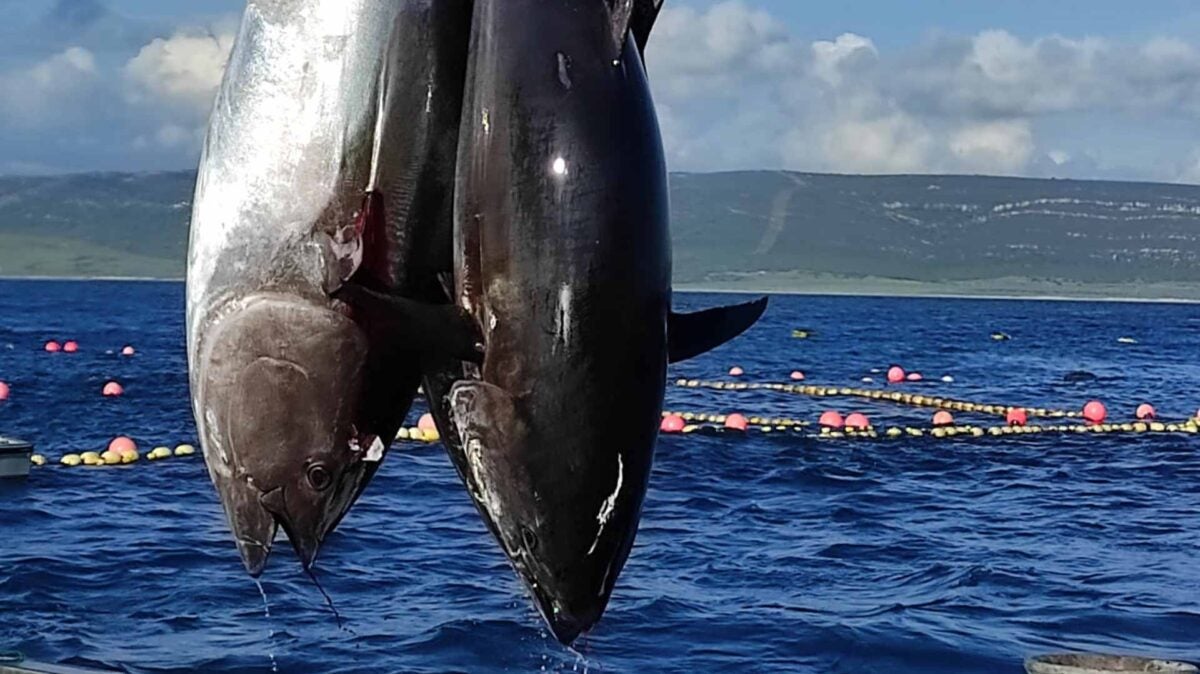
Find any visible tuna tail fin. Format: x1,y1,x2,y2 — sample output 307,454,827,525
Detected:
608,0,663,60
333,282,483,364
668,296,768,364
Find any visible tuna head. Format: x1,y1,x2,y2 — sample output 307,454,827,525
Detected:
194,293,380,576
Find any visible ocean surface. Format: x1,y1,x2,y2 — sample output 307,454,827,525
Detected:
1,279,1199,674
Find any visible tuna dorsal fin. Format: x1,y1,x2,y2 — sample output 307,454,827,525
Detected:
609,0,664,59
668,296,768,364
333,282,484,364
630,0,664,57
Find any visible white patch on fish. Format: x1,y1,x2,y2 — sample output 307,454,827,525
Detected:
364,436,384,462
554,283,572,350
587,455,623,555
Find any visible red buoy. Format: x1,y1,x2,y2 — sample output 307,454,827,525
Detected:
790,370,805,381
1006,408,1028,426
0,381,9,401
108,436,137,455
932,410,954,426
121,346,135,356
728,366,744,377
417,413,437,430
660,414,685,433
1135,404,1156,420
45,341,61,353
844,412,870,430
818,411,845,429
102,381,124,397
887,366,905,383
724,413,749,431
1083,400,1106,424
906,372,923,382
63,341,79,353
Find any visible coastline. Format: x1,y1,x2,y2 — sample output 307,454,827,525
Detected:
675,285,1200,304
4,274,1200,304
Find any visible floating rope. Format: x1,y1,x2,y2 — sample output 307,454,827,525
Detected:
666,418,1199,440
674,379,1081,419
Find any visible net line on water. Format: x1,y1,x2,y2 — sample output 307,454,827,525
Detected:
673,379,1082,419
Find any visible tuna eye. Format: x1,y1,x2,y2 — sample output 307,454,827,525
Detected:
306,463,332,491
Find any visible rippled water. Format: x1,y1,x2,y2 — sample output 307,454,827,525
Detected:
1,279,1199,673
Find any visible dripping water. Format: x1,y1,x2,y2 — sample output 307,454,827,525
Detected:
253,579,279,673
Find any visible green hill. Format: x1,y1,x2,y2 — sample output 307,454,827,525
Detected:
3,169,1200,298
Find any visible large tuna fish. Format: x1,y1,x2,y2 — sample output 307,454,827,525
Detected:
426,0,765,644
186,0,474,577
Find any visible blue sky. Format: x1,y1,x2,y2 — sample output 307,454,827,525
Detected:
2,0,1199,183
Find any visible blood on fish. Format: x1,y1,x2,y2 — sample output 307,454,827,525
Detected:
355,190,389,283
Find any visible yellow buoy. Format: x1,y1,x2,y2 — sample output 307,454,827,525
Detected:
396,428,410,440
421,428,441,442
60,454,82,467
1150,422,1166,432
121,451,139,464
81,451,102,465
886,428,902,438
174,444,197,457
30,454,46,466
100,450,123,465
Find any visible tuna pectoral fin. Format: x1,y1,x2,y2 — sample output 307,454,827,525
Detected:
333,282,483,364
668,296,769,364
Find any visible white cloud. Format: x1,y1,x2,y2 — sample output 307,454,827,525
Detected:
124,28,235,116
0,46,100,127
817,114,933,174
811,33,877,87
645,3,1200,181
948,120,1034,174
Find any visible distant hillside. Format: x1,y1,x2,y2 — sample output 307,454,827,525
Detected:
3,169,1200,298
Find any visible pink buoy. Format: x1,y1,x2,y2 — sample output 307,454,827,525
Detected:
887,366,905,383
1006,408,1028,426
844,412,870,430
932,410,954,426
1135,404,1156,420
0,381,9,401
790,370,805,381
63,341,79,353
724,413,749,431
102,381,124,397
1083,400,1107,424
121,346,135,356
728,366,744,377
45,341,61,353
660,414,685,433
417,413,437,430
818,411,844,429
906,372,923,382
108,436,137,455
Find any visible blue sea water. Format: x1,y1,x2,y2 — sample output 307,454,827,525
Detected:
1,279,1199,674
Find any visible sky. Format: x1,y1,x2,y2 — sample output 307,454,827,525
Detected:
2,0,1200,183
